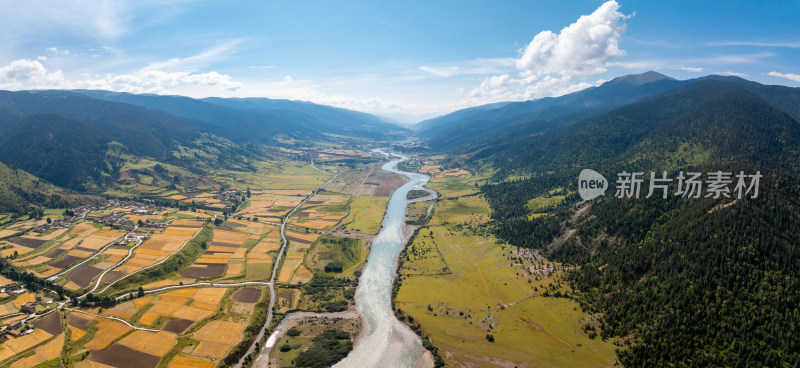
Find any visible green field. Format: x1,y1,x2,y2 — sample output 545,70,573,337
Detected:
396,191,618,367
338,196,389,234
215,160,331,190
305,236,364,276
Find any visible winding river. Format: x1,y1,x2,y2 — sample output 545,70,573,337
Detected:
334,150,435,368
255,150,435,367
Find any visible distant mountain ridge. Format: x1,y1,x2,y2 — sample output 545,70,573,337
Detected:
71,90,403,142
414,71,685,150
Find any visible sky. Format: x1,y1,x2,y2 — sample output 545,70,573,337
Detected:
0,0,798,122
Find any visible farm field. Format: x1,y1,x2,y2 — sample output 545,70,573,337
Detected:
337,196,389,234
180,220,277,281
289,192,350,231
278,230,319,285
19,285,270,368
109,223,202,279
395,178,618,368
6,222,127,284
237,189,309,223
215,159,331,190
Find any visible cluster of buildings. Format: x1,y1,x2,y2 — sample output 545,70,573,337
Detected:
94,211,134,230
31,219,70,233
0,284,57,342
113,231,150,246
217,190,241,204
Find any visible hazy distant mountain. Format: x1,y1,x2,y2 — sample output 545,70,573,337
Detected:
202,97,402,135
70,90,404,142
415,71,683,150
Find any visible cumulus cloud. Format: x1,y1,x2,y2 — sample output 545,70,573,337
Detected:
516,1,629,78
458,1,629,106
680,67,704,73
0,58,242,93
768,71,800,82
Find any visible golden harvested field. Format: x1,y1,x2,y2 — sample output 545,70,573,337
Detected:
0,230,20,238
171,219,205,227
226,262,243,275
285,231,318,243
120,226,199,273
0,329,52,361
9,333,64,368
191,320,247,359
67,249,94,258
83,317,132,350
290,266,313,284
0,275,12,284
16,255,50,267
70,325,86,341
37,227,69,240
162,228,198,237
110,288,225,328
193,288,227,304
277,258,303,283
168,355,216,368
213,229,249,244
250,238,280,254
31,266,60,278
118,330,176,356
11,292,35,308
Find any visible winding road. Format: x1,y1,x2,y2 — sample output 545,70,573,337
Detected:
234,168,342,368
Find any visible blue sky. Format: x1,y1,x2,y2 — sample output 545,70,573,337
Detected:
0,1,798,121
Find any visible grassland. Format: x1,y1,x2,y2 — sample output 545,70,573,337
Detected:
304,236,364,277
338,196,389,234
395,172,618,367
269,316,361,367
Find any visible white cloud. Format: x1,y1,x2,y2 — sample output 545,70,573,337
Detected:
0,58,414,115
419,66,462,77
457,1,628,106
692,52,774,65
418,58,516,77
680,67,704,73
721,71,748,77
143,39,243,72
768,71,800,82
0,58,242,93
0,59,65,89
516,1,629,78
709,41,800,48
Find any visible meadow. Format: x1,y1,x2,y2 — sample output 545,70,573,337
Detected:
395,175,618,367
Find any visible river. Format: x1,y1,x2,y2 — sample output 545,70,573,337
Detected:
256,150,435,367
333,149,435,367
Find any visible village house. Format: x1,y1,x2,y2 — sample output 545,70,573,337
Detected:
20,302,36,314
4,283,21,293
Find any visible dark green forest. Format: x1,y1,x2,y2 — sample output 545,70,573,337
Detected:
471,79,800,366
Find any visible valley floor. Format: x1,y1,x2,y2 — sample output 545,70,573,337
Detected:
394,158,619,367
